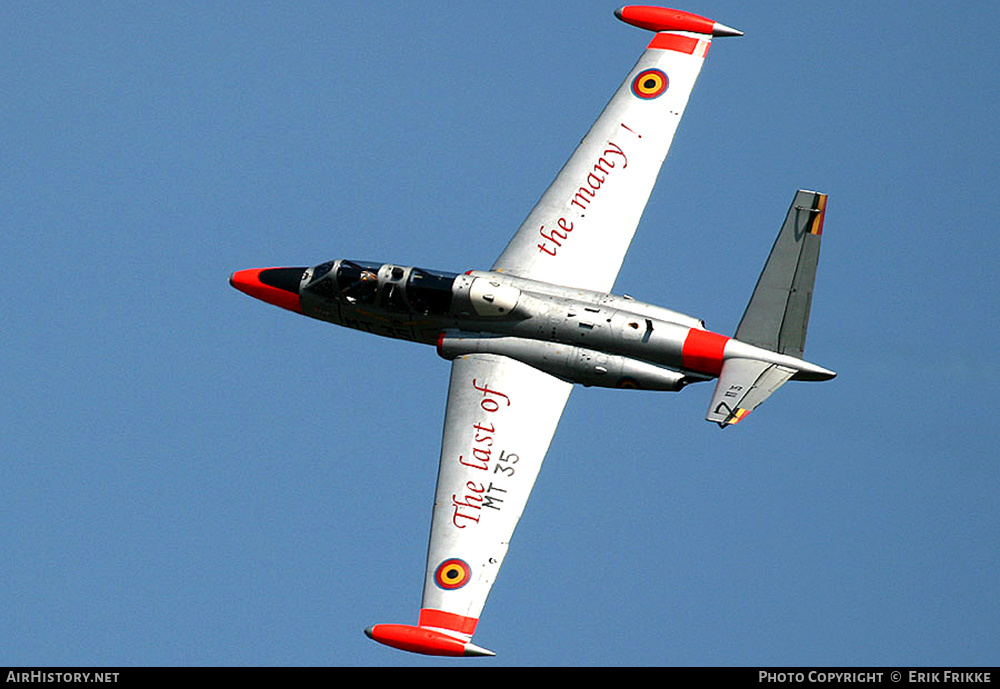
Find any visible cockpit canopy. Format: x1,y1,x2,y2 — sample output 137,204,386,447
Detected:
303,260,457,315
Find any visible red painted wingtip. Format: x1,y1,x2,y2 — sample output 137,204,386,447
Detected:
365,624,495,657
615,6,742,37
229,267,303,314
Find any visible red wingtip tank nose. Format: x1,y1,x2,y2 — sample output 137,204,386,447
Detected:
229,267,305,313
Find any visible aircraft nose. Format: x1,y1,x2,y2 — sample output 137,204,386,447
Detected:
229,267,306,313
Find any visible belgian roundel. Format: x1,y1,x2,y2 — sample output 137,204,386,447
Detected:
434,558,472,590
631,68,669,99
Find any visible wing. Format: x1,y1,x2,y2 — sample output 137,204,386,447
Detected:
366,354,572,656
490,9,739,293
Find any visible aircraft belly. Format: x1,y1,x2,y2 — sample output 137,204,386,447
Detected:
302,298,447,345
305,286,707,381
489,299,693,373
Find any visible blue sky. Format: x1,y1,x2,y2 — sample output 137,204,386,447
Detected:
2,1,998,667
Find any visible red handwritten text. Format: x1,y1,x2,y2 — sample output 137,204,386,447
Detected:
452,379,512,528
537,134,630,257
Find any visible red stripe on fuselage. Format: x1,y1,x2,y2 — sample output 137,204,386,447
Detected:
682,329,729,376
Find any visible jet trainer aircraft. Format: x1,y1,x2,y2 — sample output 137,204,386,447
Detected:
231,6,835,657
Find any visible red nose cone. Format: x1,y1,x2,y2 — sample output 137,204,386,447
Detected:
229,267,304,313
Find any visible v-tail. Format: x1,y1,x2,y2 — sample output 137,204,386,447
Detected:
705,190,834,427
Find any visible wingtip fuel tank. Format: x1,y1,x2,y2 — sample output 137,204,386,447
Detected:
364,624,495,657
614,5,743,37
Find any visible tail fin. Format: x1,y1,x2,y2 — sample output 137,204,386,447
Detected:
736,190,827,358
705,190,832,427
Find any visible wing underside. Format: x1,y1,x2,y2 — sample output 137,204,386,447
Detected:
367,354,572,655
490,26,716,293
423,354,571,625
